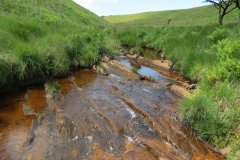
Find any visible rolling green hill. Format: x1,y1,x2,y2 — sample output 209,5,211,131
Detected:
0,0,120,87
104,5,239,27
0,0,105,26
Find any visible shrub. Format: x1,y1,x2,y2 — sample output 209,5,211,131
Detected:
208,28,229,44
207,39,240,84
180,92,223,140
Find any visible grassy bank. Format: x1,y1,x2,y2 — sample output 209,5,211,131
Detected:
0,0,120,87
114,21,240,158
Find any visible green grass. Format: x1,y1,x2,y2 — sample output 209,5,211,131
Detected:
0,0,105,26
104,5,240,27
45,81,61,95
0,0,120,87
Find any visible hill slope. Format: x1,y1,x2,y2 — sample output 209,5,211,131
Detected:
104,5,239,27
0,0,119,87
0,0,104,26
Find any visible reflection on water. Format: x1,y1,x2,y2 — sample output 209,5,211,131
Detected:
0,70,97,159
27,86,48,113
74,69,97,87
118,57,187,83
57,77,74,95
0,86,47,159
143,48,160,60
118,57,166,80
0,92,29,158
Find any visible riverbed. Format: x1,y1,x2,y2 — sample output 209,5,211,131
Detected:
0,57,224,160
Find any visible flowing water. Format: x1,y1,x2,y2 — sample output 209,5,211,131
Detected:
0,58,224,159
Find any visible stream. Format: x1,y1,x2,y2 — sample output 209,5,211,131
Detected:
0,57,224,159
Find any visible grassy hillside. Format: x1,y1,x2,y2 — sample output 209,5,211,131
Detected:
0,0,120,87
0,0,104,25
105,5,239,27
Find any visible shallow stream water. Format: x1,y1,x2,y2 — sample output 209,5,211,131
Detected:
0,58,224,159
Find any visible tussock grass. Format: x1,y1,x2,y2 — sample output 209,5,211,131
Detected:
0,0,121,87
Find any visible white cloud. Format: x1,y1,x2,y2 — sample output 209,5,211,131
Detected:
73,0,98,10
73,0,119,13
100,0,118,3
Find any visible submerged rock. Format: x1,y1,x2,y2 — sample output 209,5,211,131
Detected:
130,48,139,55
139,75,155,82
23,105,36,116
93,62,109,75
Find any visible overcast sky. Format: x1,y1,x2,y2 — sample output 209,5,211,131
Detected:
73,0,209,16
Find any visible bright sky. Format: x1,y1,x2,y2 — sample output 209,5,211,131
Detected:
73,0,209,16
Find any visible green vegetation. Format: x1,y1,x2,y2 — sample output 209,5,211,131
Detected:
206,0,240,25
108,4,240,158
1,1,239,158
0,0,120,87
104,5,239,27
46,81,61,93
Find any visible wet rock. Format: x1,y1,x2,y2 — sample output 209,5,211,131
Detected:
56,116,77,140
126,54,139,59
93,63,109,75
175,77,182,81
24,120,39,147
0,56,225,159
130,48,139,56
23,104,36,116
25,128,35,146
123,140,158,160
186,84,197,90
160,53,166,60
139,75,155,82
120,48,128,56
166,83,172,87
168,84,189,97
100,62,109,71
101,56,110,63
220,147,231,155
108,60,132,73
182,82,189,88
45,84,64,103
